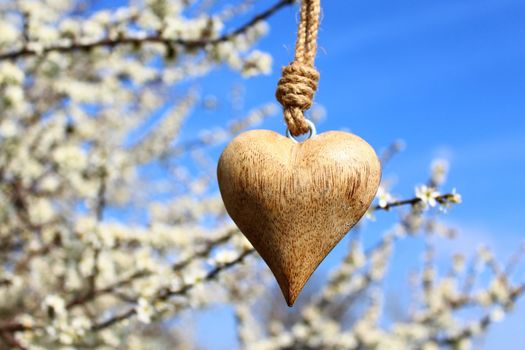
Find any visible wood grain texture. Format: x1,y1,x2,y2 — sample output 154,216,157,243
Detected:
217,130,381,306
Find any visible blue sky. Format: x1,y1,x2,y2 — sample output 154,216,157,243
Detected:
97,0,525,348
191,0,525,348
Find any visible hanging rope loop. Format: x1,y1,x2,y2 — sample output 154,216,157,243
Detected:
276,0,321,137
276,63,319,135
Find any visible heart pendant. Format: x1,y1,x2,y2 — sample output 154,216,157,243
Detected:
217,130,381,306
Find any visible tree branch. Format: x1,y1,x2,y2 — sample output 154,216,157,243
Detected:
434,283,525,346
373,193,458,211
0,0,295,61
66,229,237,309
91,249,254,331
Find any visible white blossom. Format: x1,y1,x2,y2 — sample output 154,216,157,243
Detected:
42,295,66,317
415,185,440,207
241,50,272,77
211,249,238,266
136,298,155,324
490,307,505,322
0,20,18,45
376,185,393,208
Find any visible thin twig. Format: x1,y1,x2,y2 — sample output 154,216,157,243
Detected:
373,193,457,211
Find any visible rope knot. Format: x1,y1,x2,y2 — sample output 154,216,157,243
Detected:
276,63,320,136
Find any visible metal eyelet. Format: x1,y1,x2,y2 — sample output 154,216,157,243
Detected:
285,119,317,143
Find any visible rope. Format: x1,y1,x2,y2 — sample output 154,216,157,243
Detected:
276,0,321,136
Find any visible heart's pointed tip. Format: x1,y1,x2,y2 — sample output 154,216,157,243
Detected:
285,294,297,307
275,270,309,308
280,282,300,307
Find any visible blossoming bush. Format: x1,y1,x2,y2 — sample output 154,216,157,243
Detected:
0,1,523,349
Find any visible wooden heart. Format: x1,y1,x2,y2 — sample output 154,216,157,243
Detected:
217,130,381,306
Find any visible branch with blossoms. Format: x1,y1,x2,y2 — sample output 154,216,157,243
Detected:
434,283,525,347
0,0,294,62
374,191,461,211
92,248,255,331
65,228,239,309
